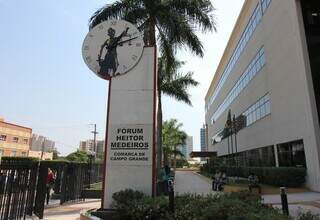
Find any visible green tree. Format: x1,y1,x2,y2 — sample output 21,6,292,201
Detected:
158,54,198,167
66,150,89,163
50,149,60,160
89,0,215,175
162,119,187,171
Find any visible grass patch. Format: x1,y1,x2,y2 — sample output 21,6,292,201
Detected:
89,182,102,190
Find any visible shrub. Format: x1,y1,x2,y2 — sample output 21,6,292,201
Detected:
111,189,169,220
201,164,306,187
110,190,289,220
112,189,145,207
298,211,320,220
1,156,38,163
1,156,39,167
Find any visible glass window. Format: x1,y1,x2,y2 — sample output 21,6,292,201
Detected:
11,151,17,156
261,104,266,117
260,53,265,66
265,101,271,114
12,137,19,143
23,139,28,144
248,113,253,125
256,106,261,120
0,135,6,141
206,1,271,111
277,139,306,167
0,149,3,156
252,110,257,122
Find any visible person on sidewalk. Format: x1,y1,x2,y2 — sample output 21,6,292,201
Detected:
212,170,222,191
248,172,261,194
216,172,227,191
46,168,55,205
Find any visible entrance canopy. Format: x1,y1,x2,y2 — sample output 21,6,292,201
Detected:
189,151,217,158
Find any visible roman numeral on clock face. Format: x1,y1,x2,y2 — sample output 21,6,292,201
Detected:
132,55,138,61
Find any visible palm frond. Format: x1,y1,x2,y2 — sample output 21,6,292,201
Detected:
161,72,199,106
167,0,216,32
89,0,147,29
157,12,204,57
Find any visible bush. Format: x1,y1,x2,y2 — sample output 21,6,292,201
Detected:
1,156,39,167
201,163,306,187
111,189,169,220
112,189,145,207
110,190,290,220
298,211,320,220
1,156,39,163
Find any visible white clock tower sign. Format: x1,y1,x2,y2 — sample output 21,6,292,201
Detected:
82,20,157,209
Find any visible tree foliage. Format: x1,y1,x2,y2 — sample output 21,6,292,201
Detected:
162,119,187,168
66,150,89,163
89,0,216,58
89,0,214,174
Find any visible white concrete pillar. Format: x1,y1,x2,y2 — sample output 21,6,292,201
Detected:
102,47,157,208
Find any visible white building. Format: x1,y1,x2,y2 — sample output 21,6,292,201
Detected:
205,0,320,191
178,136,193,160
79,139,104,156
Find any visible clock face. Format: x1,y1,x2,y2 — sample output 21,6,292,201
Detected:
82,20,144,80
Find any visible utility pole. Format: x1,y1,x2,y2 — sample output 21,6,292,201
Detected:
40,137,46,160
91,124,98,159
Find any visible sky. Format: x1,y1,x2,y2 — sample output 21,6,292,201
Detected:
0,0,244,156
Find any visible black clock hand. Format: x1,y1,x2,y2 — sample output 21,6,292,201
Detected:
116,36,138,46
106,28,130,50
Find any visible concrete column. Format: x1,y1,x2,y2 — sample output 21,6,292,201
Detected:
103,47,156,208
274,145,279,167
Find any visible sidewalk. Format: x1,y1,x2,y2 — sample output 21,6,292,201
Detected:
42,199,101,220
262,192,320,204
192,171,320,218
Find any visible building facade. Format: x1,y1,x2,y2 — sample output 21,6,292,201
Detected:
0,118,32,157
28,150,53,160
205,0,320,191
178,136,193,160
79,139,104,157
200,125,207,161
30,134,55,152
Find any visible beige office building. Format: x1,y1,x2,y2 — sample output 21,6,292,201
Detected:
0,118,32,157
205,0,320,190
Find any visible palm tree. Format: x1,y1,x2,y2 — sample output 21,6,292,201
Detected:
89,0,216,57
89,0,216,176
158,54,198,168
162,119,187,171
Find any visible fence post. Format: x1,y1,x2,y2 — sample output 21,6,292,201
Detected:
168,179,174,213
280,187,289,215
34,163,48,219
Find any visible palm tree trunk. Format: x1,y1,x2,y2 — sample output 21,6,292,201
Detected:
149,18,156,46
157,89,163,176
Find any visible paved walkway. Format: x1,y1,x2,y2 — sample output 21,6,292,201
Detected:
175,170,320,219
42,199,101,220
32,171,320,219
174,170,214,195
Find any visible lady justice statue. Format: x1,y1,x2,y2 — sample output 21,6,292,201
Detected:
97,27,129,77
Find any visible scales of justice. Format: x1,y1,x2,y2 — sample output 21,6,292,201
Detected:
82,20,157,209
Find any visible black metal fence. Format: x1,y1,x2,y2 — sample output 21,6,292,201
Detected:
89,163,104,184
0,160,38,220
0,158,94,219
60,163,87,204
